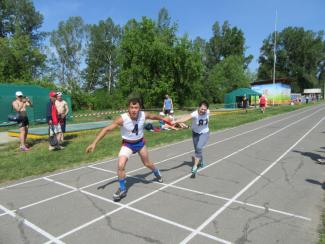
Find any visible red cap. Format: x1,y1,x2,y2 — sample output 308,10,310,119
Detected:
49,91,57,97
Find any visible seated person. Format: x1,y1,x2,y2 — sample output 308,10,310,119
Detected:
159,112,179,130
144,122,160,132
168,111,189,129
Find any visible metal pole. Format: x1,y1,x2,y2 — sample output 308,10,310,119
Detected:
272,9,277,106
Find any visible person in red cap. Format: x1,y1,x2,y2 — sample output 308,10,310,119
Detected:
46,91,63,150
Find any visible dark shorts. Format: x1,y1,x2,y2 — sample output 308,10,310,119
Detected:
18,113,29,128
164,109,171,115
260,104,266,108
122,138,145,154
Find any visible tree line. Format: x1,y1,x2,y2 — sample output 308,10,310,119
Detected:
1,0,324,110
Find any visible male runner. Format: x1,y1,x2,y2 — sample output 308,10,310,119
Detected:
86,98,171,201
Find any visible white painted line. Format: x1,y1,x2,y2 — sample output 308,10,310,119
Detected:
0,106,320,243
2,161,310,227
0,105,316,191
42,107,322,242
0,190,76,218
1,106,316,242
50,106,322,241
107,173,311,222
80,190,230,244
167,184,311,221
88,165,115,174
0,204,65,244
43,177,76,190
1,106,319,244
41,178,230,244
83,106,323,189
179,115,325,243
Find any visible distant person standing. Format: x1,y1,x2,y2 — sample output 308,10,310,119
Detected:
12,91,32,151
55,92,69,143
259,95,267,113
163,94,173,115
46,91,63,151
242,96,248,112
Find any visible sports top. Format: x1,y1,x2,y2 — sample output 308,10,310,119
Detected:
120,111,145,141
191,109,210,134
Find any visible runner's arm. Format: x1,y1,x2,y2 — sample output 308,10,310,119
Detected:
145,112,172,125
86,116,123,153
173,114,192,124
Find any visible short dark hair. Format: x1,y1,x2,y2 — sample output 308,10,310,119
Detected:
128,98,141,107
199,100,209,108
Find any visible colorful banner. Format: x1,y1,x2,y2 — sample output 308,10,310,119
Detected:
251,83,291,105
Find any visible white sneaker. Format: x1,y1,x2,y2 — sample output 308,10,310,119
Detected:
317,158,325,164
57,145,64,150
49,145,56,151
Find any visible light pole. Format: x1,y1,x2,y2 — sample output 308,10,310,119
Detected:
272,10,277,106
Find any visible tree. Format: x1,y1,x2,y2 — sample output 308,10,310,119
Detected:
118,17,175,107
118,15,203,108
84,18,122,92
172,35,204,106
258,27,325,92
50,16,86,91
206,55,250,103
157,7,171,30
0,0,44,44
0,33,45,83
0,0,45,83
205,21,252,70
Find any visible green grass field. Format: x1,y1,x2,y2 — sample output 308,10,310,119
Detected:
0,103,315,184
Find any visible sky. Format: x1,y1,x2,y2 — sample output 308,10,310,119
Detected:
33,0,325,71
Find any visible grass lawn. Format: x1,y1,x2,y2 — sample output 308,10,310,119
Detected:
0,103,318,184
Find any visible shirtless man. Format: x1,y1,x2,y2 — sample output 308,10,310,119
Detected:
55,92,69,143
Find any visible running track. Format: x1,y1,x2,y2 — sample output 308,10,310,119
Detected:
1,104,325,243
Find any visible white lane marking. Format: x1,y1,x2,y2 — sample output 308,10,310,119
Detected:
0,204,65,244
0,105,317,191
0,190,76,218
42,177,230,244
46,107,323,242
179,115,325,243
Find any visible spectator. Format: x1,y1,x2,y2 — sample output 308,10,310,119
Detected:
12,91,32,151
46,91,63,151
163,94,173,115
259,95,267,113
55,92,69,144
242,96,248,113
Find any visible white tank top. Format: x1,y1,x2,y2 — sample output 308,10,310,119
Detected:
120,111,145,141
191,109,210,134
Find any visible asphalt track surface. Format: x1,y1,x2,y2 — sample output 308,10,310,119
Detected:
1,104,325,244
